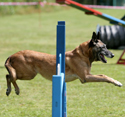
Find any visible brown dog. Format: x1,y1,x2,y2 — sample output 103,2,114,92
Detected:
5,32,122,96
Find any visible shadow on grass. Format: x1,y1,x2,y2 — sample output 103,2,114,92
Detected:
0,66,4,69
93,63,117,65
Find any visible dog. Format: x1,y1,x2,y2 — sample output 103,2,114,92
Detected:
5,32,122,96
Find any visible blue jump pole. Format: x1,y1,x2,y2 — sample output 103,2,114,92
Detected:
52,21,67,117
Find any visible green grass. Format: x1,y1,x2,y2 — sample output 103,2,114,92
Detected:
0,6,125,117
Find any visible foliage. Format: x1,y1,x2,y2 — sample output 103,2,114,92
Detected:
0,0,56,15
0,7,125,117
0,0,40,1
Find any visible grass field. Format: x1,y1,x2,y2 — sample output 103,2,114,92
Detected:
0,6,125,117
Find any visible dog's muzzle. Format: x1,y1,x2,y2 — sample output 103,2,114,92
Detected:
111,53,114,58
98,52,114,63
98,53,107,63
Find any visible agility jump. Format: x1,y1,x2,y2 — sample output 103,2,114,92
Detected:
52,21,67,117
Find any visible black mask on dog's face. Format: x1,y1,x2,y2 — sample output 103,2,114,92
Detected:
89,32,114,63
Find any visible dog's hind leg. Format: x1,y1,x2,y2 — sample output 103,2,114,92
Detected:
6,73,20,96
5,57,20,96
8,69,20,95
6,74,20,96
12,81,20,95
6,75,12,96
84,74,122,87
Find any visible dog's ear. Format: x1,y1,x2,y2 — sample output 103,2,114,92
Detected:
97,32,100,39
92,32,97,40
89,32,97,47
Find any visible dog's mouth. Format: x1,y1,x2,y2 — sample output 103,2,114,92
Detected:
98,53,107,63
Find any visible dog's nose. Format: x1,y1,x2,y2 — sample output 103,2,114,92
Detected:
111,54,114,58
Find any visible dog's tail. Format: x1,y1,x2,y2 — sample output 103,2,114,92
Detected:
5,57,16,81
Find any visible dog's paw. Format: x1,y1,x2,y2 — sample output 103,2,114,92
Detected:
6,89,11,96
15,89,20,95
114,80,123,87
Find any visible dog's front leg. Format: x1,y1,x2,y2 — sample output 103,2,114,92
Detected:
84,74,122,87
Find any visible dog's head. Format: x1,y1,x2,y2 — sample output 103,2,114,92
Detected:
89,32,114,63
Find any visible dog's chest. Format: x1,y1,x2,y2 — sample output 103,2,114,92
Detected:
65,74,80,82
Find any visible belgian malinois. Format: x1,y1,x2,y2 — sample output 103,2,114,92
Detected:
5,32,122,96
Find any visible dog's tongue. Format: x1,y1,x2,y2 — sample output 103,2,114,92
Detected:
100,54,107,63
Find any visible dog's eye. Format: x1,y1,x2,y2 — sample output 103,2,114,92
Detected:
99,46,105,49
99,47,102,49
103,45,106,48
101,45,106,49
